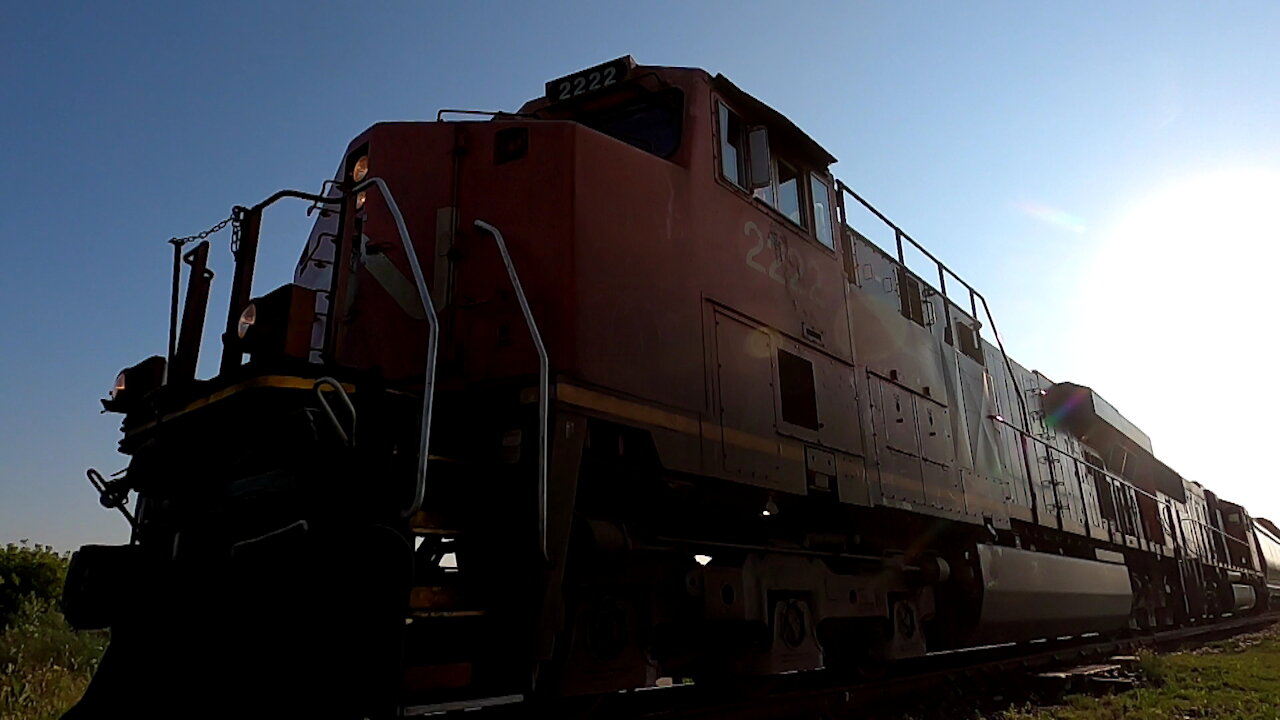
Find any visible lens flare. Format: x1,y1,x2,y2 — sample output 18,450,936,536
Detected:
1016,201,1087,234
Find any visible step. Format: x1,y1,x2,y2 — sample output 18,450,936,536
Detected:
408,609,487,620
403,662,473,692
410,510,464,536
409,586,460,611
402,694,523,717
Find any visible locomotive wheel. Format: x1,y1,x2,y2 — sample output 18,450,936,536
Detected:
548,589,652,696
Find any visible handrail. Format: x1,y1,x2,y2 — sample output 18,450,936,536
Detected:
836,180,1041,519
86,468,136,529
210,178,436,515
352,177,439,518
988,414,1255,555
220,190,348,373
313,377,356,446
1178,517,1253,551
435,108,538,122
833,180,1259,569
834,183,1027,421
474,219,550,561
249,189,342,213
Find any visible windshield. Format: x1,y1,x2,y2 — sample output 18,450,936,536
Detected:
579,88,683,158
294,165,342,290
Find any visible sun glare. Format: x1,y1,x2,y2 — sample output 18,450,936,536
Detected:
1074,168,1280,504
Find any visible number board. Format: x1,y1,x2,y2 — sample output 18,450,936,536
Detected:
545,56,635,104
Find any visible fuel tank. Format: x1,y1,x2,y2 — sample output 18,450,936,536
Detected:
1253,519,1280,602
971,544,1132,643
1232,583,1257,612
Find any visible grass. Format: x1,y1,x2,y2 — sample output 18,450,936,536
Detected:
0,597,107,720
995,624,1280,720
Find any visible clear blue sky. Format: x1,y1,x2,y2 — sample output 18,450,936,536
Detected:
3,2,1279,550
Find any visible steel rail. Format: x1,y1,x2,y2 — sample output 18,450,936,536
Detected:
407,613,1276,719
628,613,1278,720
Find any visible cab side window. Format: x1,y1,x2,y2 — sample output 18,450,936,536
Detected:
777,161,803,227
809,174,834,249
716,99,834,250
718,103,746,187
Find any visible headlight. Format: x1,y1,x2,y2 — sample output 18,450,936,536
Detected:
351,155,369,182
101,356,166,413
235,285,318,363
237,303,257,339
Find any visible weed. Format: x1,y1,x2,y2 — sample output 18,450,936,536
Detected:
0,597,107,720
990,623,1280,720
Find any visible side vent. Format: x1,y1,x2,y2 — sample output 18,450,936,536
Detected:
955,321,985,364
802,324,824,345
896,267,925,327
778,349,820,431
494,127,529,165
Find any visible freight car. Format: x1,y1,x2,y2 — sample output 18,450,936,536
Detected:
61,57,1271,718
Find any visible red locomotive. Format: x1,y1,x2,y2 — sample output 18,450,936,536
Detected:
63,57,1280,718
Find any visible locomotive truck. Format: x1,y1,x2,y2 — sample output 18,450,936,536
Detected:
62,57,1280,718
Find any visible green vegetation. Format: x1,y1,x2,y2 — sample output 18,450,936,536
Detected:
0,545,66,630
0,544,107,720
997,624,1280,720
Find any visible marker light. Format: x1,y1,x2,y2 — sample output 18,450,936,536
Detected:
110,372,126,400
237,303,257,339
762,497,779,517
351,155,369,182
355,191,367,209
694,554,713,566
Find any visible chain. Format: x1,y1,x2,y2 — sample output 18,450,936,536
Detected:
167,208,241,250
230,208,243,255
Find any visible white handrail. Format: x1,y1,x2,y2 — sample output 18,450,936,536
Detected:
352,177,439,518
474,219,549,561
313,376,356,446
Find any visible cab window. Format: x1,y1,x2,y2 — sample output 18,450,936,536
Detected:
718,103,745,186
581,88,684,158
777,161,803,227
810,174,834,248
753,179,774,206
716,100,832,248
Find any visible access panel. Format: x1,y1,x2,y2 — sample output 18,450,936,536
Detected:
714,312,799,493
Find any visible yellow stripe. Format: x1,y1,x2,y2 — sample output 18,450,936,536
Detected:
722,426,779,456
175,375,355,417
555,383,700,436
127,375,356,435
136,376,800,466
555,382,805,461
779,442,805,462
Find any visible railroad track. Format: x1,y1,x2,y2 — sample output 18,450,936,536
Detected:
407,613,1278,720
